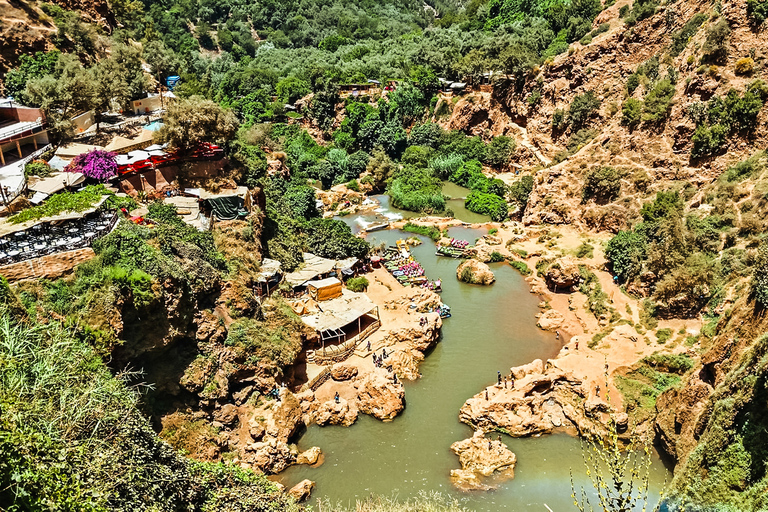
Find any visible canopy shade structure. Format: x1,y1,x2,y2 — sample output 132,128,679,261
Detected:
54,143,103,159
104,130,154,154
284,252,337,287
299,289,376,333
255,258,282,283
307,277,342,302
28,172,85,195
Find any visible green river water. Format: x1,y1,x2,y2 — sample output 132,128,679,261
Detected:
279,215,668,510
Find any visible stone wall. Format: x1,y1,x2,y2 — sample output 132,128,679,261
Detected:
0,248,95,282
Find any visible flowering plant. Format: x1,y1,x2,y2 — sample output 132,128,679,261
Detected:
65,149,118,181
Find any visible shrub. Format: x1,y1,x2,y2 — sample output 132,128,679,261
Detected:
306,218,370,259
621,98,643,126
567,128,597,153
510,260,532,275
484,136,516,167
702,18,731,63
346,179,360,192
346,276,369,292
605,230,647,281
642,79,676,123
691,123,728,158
655,328,673,343
576,242,595,258
582,166,622,203
747,0,768,24
735,57,755,76
641,190,683,222
642,352,694,373
723,151,766,182
625,0,659,25
752,239,768,308
402,222,441,241
579,34,593,45
567,90,601,128
489,251,505,263
64,149,118,181
619,4,629,18
388,166,445,213
669,13,708,56
24,160,52,178
465,191,508,222
552,108,566,129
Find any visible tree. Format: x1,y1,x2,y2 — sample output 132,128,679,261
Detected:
702,18,731,63
305,219,370,259
276,76,310,103
65,150,118,181
509,175,534,211
621,98,643,127
157,96,239,149
605,230,647,282
3,51,60,102
568,90,601,128
485,136,516,167
143,40,183,83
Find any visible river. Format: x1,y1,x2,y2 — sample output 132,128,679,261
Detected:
280,208,668,510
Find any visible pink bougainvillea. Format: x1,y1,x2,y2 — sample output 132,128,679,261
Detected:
65,149,118,181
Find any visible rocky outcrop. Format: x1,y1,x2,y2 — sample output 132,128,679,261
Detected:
331,363,358,381
287,479,315,502
545,258,581,292
457,260,495,285
315,398,358,426
460,361,608,438
296,446,322,465
353,371,405,421
536,309,564,331
450,431,517,491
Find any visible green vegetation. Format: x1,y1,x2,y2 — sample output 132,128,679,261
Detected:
621,98,643,127
319,491,469,512
509,175,534,212
489,251,505,263
402,222,441,242
575,242,594,259
566,90,601,129
642,352,694,373
669,13,708,57
670,334,768,510
346,276,370,292
24,160,52,178
465,191,508,221
9,185,113,224
690,81,768,157
655,327,673,344
702,18,731,63
579,266,610,319
509,260,532,275
0,308,298,511
747,0,768,24
582,166,623,203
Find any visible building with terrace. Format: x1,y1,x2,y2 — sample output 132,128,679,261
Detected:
0,100,50,205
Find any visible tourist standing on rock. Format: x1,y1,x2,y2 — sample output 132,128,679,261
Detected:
497,371,502,385
503,377,507,388
485,389,489,400
595,385,601,397
510,378,514,389
367,340,371,352
334,392,340,404
575,340,579,350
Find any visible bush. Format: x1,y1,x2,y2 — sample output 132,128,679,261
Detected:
723,151,766,182
655,327,673,343
735,57,755,76
643,352,694,373
641,190,683,222
605,230,647,281
621,98,643,126
484,136,516,167
642,79,676,123
509,175,534,211
306,218,370,259
619,4,629,18
402,222,441,241
388,166,445,213
24,160,52,178
752,239,768,308
625,0,659,25
510,260,532,275
702,18,731,62
567,90,601,128
346,276,369,292
669,13,708,57
747,0,768,24
465,191,508,221
582,166,622,203
489,251,505,263
552,108,566,129
691,123,728,158
576,242,595,258
346,179,360,192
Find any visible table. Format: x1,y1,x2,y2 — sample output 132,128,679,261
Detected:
34,243,47,250
84,232,96,238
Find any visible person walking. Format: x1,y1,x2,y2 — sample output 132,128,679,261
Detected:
575,340,579,350
503,377,508,389
485,389,489,401
595,385,601,397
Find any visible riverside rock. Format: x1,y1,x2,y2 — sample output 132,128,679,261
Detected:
450,431,516,491
296,446,322,465
288,479,315,502
537,309,564,331
353,371,405,421
315,398,358,427
545,258,581,291
331,363,358,381
457,260,495,285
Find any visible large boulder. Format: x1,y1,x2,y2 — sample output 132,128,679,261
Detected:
296,446,322,465
251,389,304,443
353,372,405,421
537,309,565,331
288,479,315,502
315,398,358,427
450,431,516,491
457,260,495,285
545,258,581,292
331,363,359,381
244,439,295,474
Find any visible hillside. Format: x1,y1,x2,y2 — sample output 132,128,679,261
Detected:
2,0,768,509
